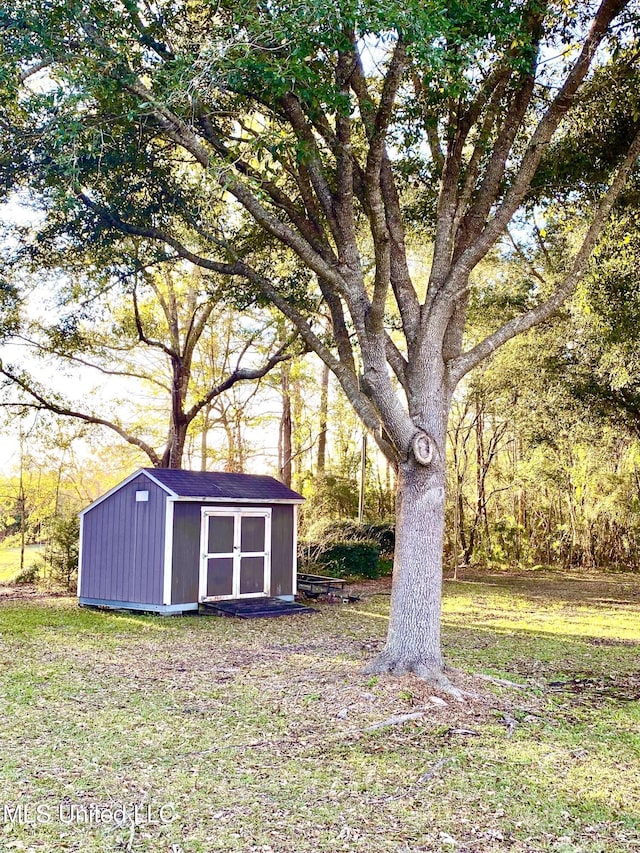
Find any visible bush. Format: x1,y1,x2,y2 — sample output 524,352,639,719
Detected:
41,513,80,591
307,519,395,555
1,533,22,549
14,563,40,584
301,539,380,579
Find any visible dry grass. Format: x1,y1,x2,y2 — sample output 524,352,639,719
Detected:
0,568,639,852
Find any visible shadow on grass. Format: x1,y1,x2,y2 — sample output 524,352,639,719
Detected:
445,567,640,606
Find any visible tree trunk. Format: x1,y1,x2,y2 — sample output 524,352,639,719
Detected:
19,484,26,575
161,419,188,469
317,360,329,473
366,440,447,681
162,359,188,469
279,364,292,487
457,481,468,565
54,448,66,515
474,397,491,555
200,405,210,471
18,433,26,574
221,410,241,472
358,432,367,523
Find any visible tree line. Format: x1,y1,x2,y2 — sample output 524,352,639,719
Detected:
4,282,640,579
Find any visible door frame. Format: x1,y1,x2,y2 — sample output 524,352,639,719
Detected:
199,506,272,602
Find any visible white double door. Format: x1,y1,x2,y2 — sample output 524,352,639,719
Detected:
199,508,271,601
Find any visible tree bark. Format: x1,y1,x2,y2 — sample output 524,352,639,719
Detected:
365,382,449,680
317,360,330,473
200,404,210,471
18,479,26,575
475,397,490,553
365,454,446,679
279,364,292,487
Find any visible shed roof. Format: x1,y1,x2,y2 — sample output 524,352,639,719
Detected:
143,468,303,502
80,468,304,516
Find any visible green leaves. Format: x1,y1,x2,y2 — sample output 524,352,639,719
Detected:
533,53,640,204
0,278,21,340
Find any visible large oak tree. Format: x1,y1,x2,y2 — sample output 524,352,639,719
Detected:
1,0,639,683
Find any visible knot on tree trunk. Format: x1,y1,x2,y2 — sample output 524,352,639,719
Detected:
411,430,435,466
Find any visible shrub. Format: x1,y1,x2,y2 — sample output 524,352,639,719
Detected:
14,563,40,584
41,513,80,591
307,519,395,555
298,476,359,534
1,533,22,549
301,539,381,579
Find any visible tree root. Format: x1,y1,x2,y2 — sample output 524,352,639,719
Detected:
362,652,478,701
474,673,531,691
363,711,426,732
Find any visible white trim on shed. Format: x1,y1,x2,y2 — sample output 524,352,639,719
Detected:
292,504,298,597
79,469,175,516
77,508,85,596
170,496,304,505
162,497,175,605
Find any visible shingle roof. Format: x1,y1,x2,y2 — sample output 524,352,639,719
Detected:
143,468,304,502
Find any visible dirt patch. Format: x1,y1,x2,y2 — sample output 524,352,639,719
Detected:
0,582,66,600
589,635,640,647
343,576,393,597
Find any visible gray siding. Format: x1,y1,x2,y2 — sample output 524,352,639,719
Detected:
170,502,295,604
270,505,294,597
80,474,166,604
171,502,202,604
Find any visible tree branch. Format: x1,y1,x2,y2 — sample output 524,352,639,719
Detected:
506,228,548,285
76,192,400,458
185,340,293,422
429,64,516,291
19,59,49,83
449,127,640,383
11,336,172,392
195,102,335,258
132,280,177,358
366,41,408,332
448,0,630,282
278,93,344,252
0,363,161,466
381,157,421,345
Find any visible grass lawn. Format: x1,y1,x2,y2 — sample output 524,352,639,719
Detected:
0,568,639,852
0,545,43,583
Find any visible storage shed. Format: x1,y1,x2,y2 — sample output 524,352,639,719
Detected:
78,468,304,614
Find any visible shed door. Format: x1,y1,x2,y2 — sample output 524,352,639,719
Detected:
200,509,271,601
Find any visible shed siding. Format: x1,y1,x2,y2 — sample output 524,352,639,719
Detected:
80,473,166,604
170,502,295,604
171,503,201,604
270,505,294,597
